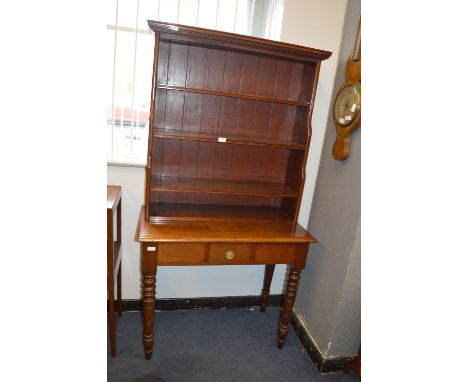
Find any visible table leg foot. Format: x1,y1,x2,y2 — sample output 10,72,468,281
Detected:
276,267,301,348
259,265,275,312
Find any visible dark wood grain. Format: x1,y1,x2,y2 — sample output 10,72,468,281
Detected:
144,33,161,220
150,176,297,197
107,186,122,357
148,202,290,223
137,22,330,360
277,267,301,349
157,243,206,264
141,244,158,360
260,265,275,312
107,208,116,357
137,206,315,243
156,84,310,106
107,186,121,211
150,139,290,186
142,271,156,360
148,20,332,63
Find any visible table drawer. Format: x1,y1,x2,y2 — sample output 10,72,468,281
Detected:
208,243,251,263
254,244,298,264
157,243,206,264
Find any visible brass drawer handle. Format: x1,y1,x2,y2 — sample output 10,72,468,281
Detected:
224,250,235,260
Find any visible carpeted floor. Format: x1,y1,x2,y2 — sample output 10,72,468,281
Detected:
108,307,360,382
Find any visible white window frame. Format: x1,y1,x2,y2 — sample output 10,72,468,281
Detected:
107,0,285,166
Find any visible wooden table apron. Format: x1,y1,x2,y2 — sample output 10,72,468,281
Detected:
136,207,316,361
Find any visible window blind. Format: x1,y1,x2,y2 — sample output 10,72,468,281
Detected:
107,0,285,164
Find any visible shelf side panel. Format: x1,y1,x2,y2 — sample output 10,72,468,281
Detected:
144,32,161,220
299,62,318,103
281,149,305,220
291,106,309,146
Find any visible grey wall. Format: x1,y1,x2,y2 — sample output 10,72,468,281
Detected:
293,0,361,358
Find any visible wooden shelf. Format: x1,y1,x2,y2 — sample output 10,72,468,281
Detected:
149,202,292,223
156,84,310,107
144,27,331,225
154,128,305,150
150,176,297,197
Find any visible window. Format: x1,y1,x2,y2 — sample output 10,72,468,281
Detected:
108,0,285,164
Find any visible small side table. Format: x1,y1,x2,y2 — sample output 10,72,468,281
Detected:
107,185,122,357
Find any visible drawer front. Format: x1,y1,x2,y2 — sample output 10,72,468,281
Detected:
254,244,298,264
157,243,206,264
208,243,252,263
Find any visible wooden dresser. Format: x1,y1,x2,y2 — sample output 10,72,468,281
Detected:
135,20,331,360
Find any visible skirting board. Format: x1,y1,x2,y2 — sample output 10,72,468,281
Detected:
290,313,356,373
113,294,282,312
110,296,355,373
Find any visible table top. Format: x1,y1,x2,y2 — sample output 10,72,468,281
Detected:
135,206,316,243
107,186,122,211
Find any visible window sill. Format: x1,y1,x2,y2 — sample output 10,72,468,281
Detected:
107,160,146,168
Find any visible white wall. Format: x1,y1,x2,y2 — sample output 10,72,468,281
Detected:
107,0,348,299
280,0,348,227
292,0,361,358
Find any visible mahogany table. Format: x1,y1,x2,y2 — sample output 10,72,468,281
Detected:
135,206,316,360
107,185,122,357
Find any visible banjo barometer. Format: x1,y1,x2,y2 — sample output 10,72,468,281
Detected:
332,17,361,161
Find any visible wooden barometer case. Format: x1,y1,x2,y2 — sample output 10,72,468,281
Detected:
135,20,331,360
332,18,361,161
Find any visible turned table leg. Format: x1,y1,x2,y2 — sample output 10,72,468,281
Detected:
260,265,275,312
142,271,156,360
277,267,301,349
141,244,158,360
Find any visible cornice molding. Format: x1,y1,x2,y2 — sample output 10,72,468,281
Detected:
148,20,332,62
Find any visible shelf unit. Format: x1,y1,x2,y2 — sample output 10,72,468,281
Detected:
153,128,305,149
155,84,311,106
144,21,332,224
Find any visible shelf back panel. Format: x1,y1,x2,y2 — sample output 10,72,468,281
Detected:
154,89,308,145
156,41,315,103
148,202,293,223
144,24,330,223
150,191,283,208
151,138,290,184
